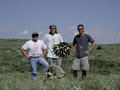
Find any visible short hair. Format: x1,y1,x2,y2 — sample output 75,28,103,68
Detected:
49,25,57,29
49,25,58,34
32,32,39,37
77,24,84,30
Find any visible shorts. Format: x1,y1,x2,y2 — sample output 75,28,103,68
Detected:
72,56,89,71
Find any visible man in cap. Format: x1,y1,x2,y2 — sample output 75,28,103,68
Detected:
21,32,49,82
43,25,63,66
72,24,96,80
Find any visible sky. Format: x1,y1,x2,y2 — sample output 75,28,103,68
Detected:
0,0,120,44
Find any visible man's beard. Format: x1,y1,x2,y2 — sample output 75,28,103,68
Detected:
32,39,38,42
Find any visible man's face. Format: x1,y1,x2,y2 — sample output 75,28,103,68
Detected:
78,26,84,34
32,36,38,42
50,26,56,34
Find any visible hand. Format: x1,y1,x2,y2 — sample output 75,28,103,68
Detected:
40,54,44,57
72,46,77,56
26,56,32,60
73,49,77,55
84,50,90,55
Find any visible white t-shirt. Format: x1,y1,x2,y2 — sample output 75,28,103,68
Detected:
22,40,47,57
43,33,63,58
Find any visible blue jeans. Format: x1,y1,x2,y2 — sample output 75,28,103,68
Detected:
29,57,49,82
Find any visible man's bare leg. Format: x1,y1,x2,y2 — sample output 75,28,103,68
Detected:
82,70,86,80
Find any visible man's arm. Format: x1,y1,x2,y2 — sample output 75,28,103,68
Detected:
59,34,63,42
72,45,77,55
72,36,77,55
41,41,48,57
41,49,48,57
89,41,96,51
84,41,96,54
42,34,48,45
21,48,32,60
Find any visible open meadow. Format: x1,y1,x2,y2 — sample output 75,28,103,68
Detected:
0,39,120,90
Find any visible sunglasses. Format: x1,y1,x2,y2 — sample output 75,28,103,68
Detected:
78,28,84,30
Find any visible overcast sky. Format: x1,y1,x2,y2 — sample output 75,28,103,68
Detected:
0,0,120,44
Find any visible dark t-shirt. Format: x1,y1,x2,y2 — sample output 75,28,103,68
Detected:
73,33,95,58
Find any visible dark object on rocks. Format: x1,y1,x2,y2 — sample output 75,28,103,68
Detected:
53,42,71,57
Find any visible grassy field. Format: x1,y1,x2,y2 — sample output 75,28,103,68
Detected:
0,39,120,90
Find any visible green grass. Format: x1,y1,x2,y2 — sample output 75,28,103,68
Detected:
0,39,120,90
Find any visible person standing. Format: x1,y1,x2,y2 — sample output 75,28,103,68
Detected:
72,24,96,80
43,25,63,66
21,32,49,82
